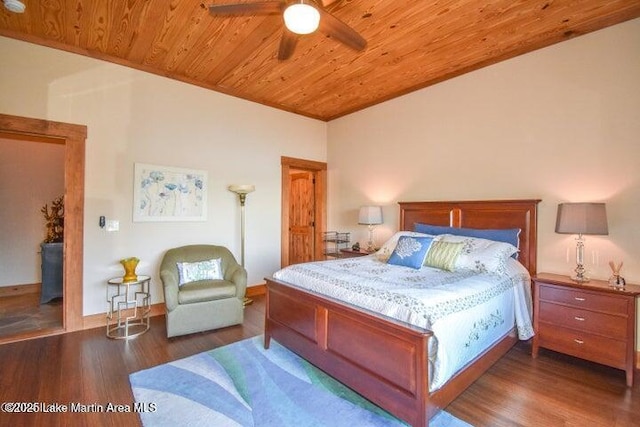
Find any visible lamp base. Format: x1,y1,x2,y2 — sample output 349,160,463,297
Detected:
571,262,589,283
570,275,590,283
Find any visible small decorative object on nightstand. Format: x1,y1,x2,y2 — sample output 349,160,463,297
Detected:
532,273,640,387
608,261,626,288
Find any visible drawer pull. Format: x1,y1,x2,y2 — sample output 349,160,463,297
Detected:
574,339,584,345
574,297,586,301
574,316,585,321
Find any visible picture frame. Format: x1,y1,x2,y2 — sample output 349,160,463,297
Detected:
133,163,208,222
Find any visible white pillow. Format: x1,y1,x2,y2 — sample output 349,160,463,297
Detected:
177,258,223,286
376,231,434,261
437,234,518,275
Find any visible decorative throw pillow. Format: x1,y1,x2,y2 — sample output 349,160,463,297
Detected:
414,223,521,258
437,234,518,275
387,236,434,269
424,240,463,271
177,258,223,286
375,231,434,262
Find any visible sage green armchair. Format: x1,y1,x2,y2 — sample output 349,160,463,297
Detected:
160,245,246,338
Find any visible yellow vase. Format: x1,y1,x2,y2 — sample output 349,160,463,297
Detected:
120,257,139,282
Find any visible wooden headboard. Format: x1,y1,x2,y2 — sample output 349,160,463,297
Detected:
399,199,541,276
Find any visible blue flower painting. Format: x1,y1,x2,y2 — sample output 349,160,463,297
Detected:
133,163,208,221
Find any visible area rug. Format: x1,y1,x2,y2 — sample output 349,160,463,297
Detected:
130,335,472,427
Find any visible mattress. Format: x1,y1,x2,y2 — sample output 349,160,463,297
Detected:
272,255,534,391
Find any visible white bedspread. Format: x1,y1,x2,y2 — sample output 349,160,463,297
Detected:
272,255,534,391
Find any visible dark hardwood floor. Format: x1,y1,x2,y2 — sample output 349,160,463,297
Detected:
0,295,637,426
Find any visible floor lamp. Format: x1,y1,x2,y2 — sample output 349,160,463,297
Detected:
229,184,255,306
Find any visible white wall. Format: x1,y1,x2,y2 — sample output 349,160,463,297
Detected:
328,18,640,282
0,36,327,315
328,19,640,348
0,138,65,286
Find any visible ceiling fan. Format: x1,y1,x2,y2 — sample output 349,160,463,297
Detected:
208,0,367,60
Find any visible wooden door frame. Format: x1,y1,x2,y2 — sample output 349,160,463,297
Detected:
281,156,327,268
0,113,86,334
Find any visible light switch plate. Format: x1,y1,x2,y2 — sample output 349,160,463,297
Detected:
106,220,119,232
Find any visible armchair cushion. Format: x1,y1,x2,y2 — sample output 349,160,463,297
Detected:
177,279,237,305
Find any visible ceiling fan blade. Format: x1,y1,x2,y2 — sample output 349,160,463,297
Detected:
278,29,299,60
318,10,367,52
319,0,340,6
209,1,284,16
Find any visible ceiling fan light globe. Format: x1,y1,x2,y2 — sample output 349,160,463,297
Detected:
283,3,320,35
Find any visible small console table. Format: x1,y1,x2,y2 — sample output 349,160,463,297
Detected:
106,275,151,339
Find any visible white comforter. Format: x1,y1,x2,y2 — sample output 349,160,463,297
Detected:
272,255,534,391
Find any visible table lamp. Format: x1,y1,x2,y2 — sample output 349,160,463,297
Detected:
358,206,383,252
555,202,608,282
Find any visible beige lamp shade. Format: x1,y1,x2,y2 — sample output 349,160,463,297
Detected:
555,203,608,236
358,206,383,225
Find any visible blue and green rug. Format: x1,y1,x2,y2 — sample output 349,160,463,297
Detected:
130,335,472,426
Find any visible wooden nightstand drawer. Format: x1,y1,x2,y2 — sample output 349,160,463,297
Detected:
538,301,627,340
538,285,628,314
537,324,627,369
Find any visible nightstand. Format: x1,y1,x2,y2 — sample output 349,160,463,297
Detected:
339,248,370,258
532,273,640,387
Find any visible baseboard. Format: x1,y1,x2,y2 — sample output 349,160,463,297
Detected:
81,286,265,331
246,283,266,297
82,303,165,331
0,283,40,298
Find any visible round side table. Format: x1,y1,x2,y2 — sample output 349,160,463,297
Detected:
106,275,151,339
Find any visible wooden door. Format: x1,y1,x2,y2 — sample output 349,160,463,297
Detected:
281,156,326,268
289,171,315,264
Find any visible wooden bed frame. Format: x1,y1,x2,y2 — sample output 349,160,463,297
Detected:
265,199,540,426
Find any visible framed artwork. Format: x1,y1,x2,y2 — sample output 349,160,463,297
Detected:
133,163,208,222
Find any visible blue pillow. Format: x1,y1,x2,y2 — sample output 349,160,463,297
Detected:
387,236,434,269
414,223,520,250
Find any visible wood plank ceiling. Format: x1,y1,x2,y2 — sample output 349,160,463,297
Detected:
1,1,639,121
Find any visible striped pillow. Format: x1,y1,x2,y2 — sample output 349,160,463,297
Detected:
424,240,463,271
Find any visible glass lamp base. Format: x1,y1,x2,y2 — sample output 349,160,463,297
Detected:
571,275,590,283
571,261,589,283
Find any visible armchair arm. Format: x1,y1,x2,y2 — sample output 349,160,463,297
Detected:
225,263,247,299
160,267,180,312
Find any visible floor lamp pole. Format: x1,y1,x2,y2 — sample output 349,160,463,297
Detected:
239,194,247,267
229,184,255,306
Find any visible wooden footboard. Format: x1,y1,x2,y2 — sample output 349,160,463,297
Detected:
265,278,432,426
265,277,518,426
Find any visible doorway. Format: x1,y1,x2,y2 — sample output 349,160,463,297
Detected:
0,136,64,339
0,113,86,344
280,156,327,267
